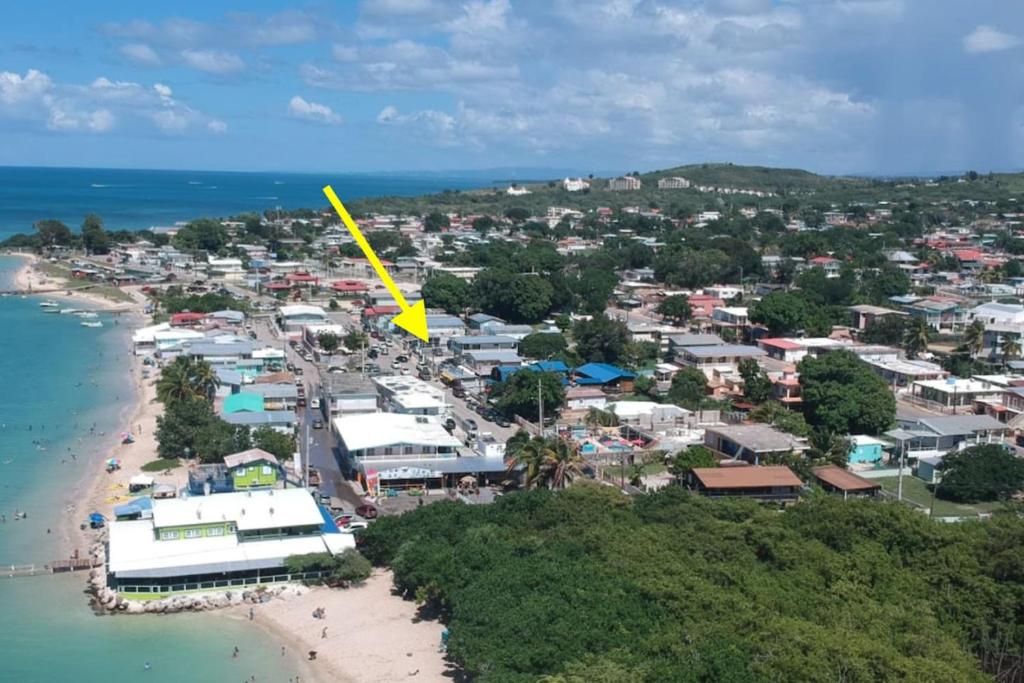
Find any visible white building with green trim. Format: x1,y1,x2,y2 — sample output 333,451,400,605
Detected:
107,488,353,594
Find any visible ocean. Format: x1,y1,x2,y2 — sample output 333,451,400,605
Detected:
0,166,489,240
0,263,303,680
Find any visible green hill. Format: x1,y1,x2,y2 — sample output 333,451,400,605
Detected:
641,163,857,192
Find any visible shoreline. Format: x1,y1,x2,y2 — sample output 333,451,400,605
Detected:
8,253,451,683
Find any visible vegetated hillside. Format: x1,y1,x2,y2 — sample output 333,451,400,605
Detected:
344,163,1024,219
362,483,1022,683
642,162,850,192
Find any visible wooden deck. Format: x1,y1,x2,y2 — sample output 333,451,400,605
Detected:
3,558,98,578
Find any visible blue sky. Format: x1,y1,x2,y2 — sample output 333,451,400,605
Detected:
0,0,1021,176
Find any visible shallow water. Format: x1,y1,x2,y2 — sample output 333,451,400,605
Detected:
0,255,302,682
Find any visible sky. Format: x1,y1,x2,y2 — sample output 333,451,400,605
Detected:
0,0,1021,176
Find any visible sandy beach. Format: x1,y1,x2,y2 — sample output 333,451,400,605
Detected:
252,570,452,683
8,254,453,683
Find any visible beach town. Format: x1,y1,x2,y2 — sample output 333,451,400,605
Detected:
4,161,1024,680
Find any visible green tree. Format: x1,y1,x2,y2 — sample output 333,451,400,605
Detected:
569,268,619,315
667,367,708,409
505,435,585,489
34,219,73,248
519,332,568,360
343,330,368,351
156,356,220,406
584,406,619,431
1001,335,1021,361
656,294,691,324
632,375,659,400
81,213,110,254
493,371,565,422
937,444,1024,503
423,211,450,233
903,317,931,359
504,207,530,223
749,292,808,336
669,445,717,479
861,315,908,346
573,316,629,364
317,332,340,354
748,401,812,437
799,351,895,435
172,218,229,252
155,398,248,462
738,358,772,404
251,426,297,461
472,215,496,233
962,320,985,358
508,275,555,323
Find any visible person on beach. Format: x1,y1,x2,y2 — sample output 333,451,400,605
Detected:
233,647,239,658
321,627,327,639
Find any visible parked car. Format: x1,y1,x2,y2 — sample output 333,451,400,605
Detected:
396,354,409,363
418,369,432,381
452,385,466,399
494,416,511,428
367,349,379,359
341,519,369,532
463,418,479,434
297,396,307,407
310,397,321,410
355,504,378,519
444,417,457,432
400,368,410,375
312,418,324,429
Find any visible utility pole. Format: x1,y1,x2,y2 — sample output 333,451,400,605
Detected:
897,440,905,502
303,417,311,489
537,378,544,438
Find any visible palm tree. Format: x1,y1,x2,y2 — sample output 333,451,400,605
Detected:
903,318,931,359
583,407,619,434
963,320,985,358
505,435,586,490
155,356,220,406
1001,335,1021,363
156,359,196,406
190,358,221,401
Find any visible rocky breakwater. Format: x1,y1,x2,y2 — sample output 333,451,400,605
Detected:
87,542,310,615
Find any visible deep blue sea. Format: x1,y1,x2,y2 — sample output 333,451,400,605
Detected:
0,166,487,240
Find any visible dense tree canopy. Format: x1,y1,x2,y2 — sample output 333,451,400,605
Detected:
492,370,565,422
938,444,1024,503
423,273,472,314
172,218,229,252
81,213,110,254
518,332,568,360
572,316,629,364
799,350,895,435
749,291,809,336
362,484,1020,682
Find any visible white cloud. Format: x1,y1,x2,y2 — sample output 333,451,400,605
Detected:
231,10,318,46
180,49,245,74
0,68,225,137
119,43,162,66
963,25,1021,54
287,96,342,125
0,69,52,105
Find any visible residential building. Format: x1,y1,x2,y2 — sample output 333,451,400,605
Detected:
322,374,378,416
703,424,810,464
278,304,329,338
909,378,1002,410
223,448,281,489
448,335,519,355
572,363,635,392
373,375,447,416
885,415,1008,462
608,176,642,191
687,466,802,504
657,176,691,189
847,435,887,464
676,344,766,380
562,177,590,192
564,386,608,411
849,304,907,331
221,410,297,435
812,465,881,499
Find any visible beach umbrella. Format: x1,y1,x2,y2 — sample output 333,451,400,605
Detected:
89,512,104,523
106,457,121,466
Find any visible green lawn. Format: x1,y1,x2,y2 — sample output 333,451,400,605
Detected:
876,476,1002,518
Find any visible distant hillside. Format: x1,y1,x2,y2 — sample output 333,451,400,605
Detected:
640,163,858,192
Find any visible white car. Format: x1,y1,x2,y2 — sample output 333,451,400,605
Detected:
341,520,369,532
400,368,410,375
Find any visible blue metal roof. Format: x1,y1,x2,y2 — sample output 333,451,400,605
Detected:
573,363,635,384
526,360,569,373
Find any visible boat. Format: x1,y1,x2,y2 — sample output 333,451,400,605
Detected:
59,308,81,315
39,301,59,308
76,311,99,319
81,321,103,328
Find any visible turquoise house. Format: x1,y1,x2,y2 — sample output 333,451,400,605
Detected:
223,393,265,414
848,435,887,464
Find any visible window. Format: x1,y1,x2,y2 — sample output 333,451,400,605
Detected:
184,528,202,539
207,526,224,537
160,530,178,541
262,466,273,475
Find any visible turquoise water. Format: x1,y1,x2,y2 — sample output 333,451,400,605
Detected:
0,256,302,682
0,166,487,239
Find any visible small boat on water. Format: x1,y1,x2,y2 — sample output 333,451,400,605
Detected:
76,311,99,319
59,308,81,315
39,301,59,308
81,321,103,328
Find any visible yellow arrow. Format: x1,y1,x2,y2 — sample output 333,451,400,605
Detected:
322,185,429,342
